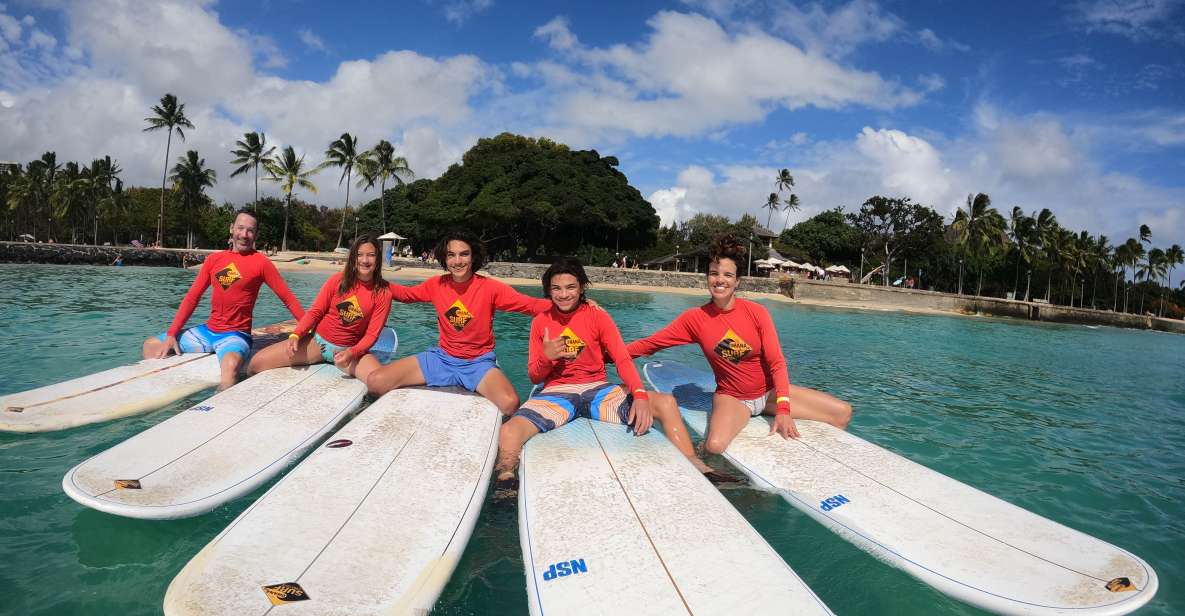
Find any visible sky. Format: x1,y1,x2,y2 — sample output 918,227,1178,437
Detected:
1,0,1183,248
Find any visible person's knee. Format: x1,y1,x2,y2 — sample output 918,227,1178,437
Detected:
493,392,520,416
366,371,389,397
142,337,159,358
703,436,729,456
833,401,853,430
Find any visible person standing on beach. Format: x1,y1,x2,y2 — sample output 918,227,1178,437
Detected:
247,235,394,381
366,230,554,415
495,257,722,484
142,210,304,390
628,234,852,455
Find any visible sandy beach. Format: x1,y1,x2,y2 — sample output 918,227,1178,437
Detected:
268,255,964,320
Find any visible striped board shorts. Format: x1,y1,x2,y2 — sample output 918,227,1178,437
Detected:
513,381,633,433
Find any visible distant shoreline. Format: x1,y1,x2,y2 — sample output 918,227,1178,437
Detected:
2,241,1182,335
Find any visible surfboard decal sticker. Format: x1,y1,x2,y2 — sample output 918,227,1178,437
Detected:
820,494,850,511
5,406,23,413
542,559,588,581
1107,578,1136,592
262,582,310,605
325,439,353,448
189,405,213,412
114,479,141,489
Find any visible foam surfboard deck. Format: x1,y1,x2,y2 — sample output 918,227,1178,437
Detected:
0,320,294,433
62,363,367,520
163,387,501,615
519,416,833,616
644,360,1159,616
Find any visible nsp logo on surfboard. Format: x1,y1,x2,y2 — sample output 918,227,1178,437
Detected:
542,558,588,581
819,494,850,511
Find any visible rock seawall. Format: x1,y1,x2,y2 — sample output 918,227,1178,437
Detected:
788,278,1185,334
0,241,208,267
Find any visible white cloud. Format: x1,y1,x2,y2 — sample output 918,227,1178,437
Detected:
648,113,1184,246
1072,0,1185,41
522,11,920,141
769,0,904,58
918,73,944,92
298,28,325,52
27,28,55,50
443,0,494,26
917,27,970,53
0,0,497,212
0,11,21,43
534,16,577,50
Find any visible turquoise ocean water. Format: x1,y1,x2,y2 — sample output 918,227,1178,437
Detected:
0,263,1181,615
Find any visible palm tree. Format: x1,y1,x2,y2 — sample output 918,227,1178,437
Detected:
761,193,780,228
265,146,318,252
775,168,795,194
1008,207,1034,300
1117,238,1144,313
229,132,276,208
780,193,801,232
357,140,413,233
143,93,194,247
52,161,88,244
1139,224,1151,245
89,156,121,244
1135,248,1166,315
170,150,217,249
952,193,1006,296
1091,234,1112,309
1163,244,1184,317
319,133,363,250
28,152,60,240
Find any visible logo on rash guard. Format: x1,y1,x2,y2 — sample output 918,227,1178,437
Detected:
445,299,473,331
712,329,752,364
558,327,586,356
215,262,242,289
336,295,364,325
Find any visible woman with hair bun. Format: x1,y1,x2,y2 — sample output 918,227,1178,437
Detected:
628,234,852,455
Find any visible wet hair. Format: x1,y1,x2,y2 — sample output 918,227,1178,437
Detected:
433,230,486,273
339,234,388,295
708,233,747,277
233,209,258,228
542,257,591,302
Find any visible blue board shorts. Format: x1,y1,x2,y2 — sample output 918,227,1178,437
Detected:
314,327,399,365
514,381,633,433
158,324,251,362
415,347,498,391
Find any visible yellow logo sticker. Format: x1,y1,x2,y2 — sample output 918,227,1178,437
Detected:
336,295,364,325
558,327,586,356
1105,577,1136,593
712,329,753,365
445,299,473,331
215,262,242,290
113,479,142,490
262,582,310,605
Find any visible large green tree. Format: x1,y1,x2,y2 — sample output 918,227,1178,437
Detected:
357,140,413,233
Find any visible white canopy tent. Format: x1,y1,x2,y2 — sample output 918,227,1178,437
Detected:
377,232,408,265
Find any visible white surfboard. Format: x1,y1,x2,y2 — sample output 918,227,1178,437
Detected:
163,387,501,615
644,360,1159,616
519,416,833,616
0,320,293,433
62,363,367,520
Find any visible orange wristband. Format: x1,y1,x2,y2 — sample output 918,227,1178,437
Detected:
633,389,649,401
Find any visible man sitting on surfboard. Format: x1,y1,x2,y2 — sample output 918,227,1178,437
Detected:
628,234,851,454
142,210,304,390
247,234,395,382
495,257,722,483
366,230,554,415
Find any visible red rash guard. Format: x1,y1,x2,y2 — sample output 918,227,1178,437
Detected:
528,303,648,399
627,298,790,403
389,274,550,359
168,249,304,337
293,272,392,356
